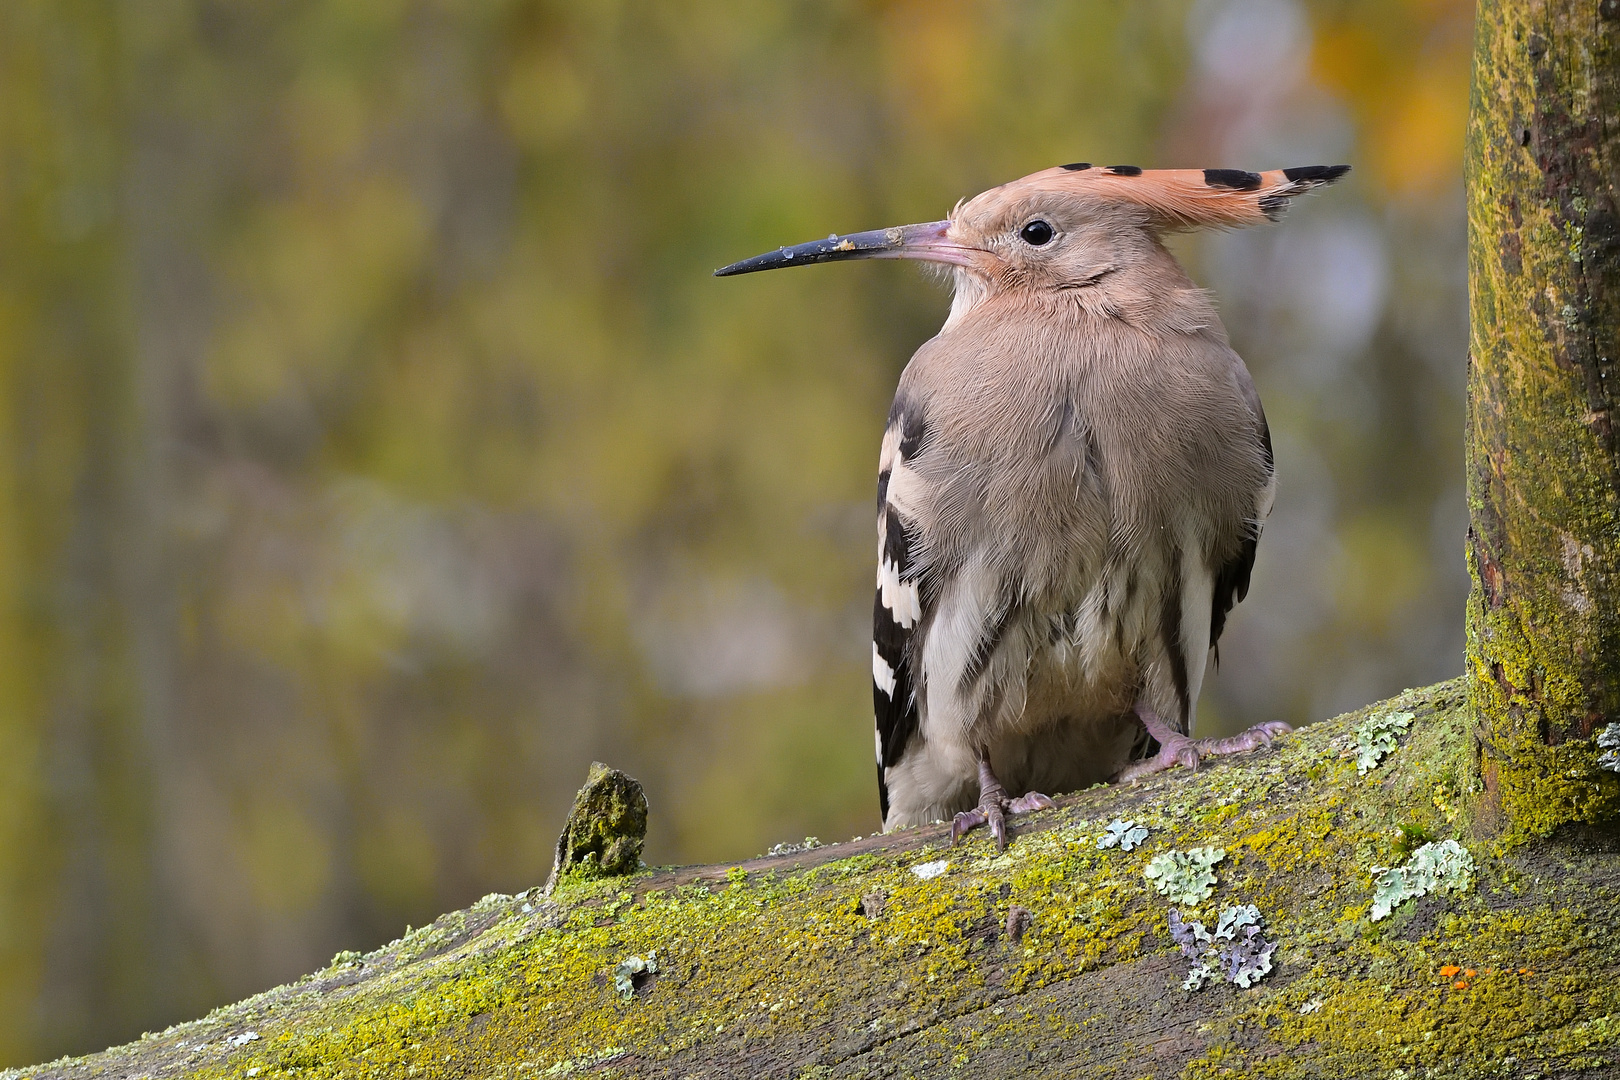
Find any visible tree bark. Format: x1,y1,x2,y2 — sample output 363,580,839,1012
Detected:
1466,0,1620,834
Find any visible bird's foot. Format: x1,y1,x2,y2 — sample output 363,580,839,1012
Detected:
950,792,1054,851
1119,715,1293,783
950,758,1054,851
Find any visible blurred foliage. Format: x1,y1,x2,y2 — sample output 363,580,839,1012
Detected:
0,0,1468,1062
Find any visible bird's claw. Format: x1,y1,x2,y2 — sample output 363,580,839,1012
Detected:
951,806,998,847
1205,720,1292,755
1121,720,1292,782
951,790,1055,851
1006,792,1057,815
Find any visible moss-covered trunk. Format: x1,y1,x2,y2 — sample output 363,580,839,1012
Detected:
1466,0,1620,834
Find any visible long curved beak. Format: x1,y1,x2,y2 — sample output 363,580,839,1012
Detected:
714,220,969,277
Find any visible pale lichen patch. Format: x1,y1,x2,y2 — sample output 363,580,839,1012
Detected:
1370,839,1476,921
1144,846,1226,905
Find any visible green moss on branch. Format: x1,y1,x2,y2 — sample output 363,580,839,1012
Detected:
14,680,1620,1079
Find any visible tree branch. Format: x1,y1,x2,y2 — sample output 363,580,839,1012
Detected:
18,680,1620,1078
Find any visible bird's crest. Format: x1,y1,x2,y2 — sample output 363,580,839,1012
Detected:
1003,163,1350,230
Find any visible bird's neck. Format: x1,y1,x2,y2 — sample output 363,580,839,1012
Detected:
942,267,991,333
941,255,1217,341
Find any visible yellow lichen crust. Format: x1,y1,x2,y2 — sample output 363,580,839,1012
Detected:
12,679,1620,1079
1464,0,1620,837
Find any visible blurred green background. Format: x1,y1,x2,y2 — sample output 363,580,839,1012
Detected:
0,0,1469,1062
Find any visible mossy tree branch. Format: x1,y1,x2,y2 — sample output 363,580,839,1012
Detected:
14,683,1620,1079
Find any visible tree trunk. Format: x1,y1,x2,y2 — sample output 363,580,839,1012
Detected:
1466,0,1620,835
18,1,1620,1077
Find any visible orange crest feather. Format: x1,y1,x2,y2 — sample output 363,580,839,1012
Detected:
1040,163,1350,230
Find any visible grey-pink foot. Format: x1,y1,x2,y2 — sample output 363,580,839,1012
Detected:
1120,704,1292,783
950,757,1055,851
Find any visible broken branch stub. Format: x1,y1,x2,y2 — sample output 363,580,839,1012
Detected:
545,761,648,894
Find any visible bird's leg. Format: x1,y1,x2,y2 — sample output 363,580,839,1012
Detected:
1119,703,1292,782
950,754,1056,851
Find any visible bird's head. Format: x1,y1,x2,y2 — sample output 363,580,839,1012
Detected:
716,162,1348,315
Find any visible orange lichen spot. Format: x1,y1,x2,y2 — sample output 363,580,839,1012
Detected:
1453,980,1470,990
1439,965,1461,978
1464,968,1477,977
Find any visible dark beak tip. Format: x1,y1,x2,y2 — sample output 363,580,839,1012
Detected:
712,228,908,280
712,255,770,278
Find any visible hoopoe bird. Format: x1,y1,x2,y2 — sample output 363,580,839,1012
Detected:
718,163,1349,848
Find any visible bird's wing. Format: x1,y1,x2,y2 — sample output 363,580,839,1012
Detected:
1209,522,1258,652
1210,382,1274,653
872,402,928,822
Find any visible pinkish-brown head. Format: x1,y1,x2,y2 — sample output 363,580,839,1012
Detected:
715,163,1349,300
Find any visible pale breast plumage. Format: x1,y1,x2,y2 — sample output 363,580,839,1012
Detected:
872,296,1275,832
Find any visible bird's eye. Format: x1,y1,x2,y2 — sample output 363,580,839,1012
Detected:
1019,219,1055,246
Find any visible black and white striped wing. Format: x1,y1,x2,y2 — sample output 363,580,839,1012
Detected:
872,403,927,823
